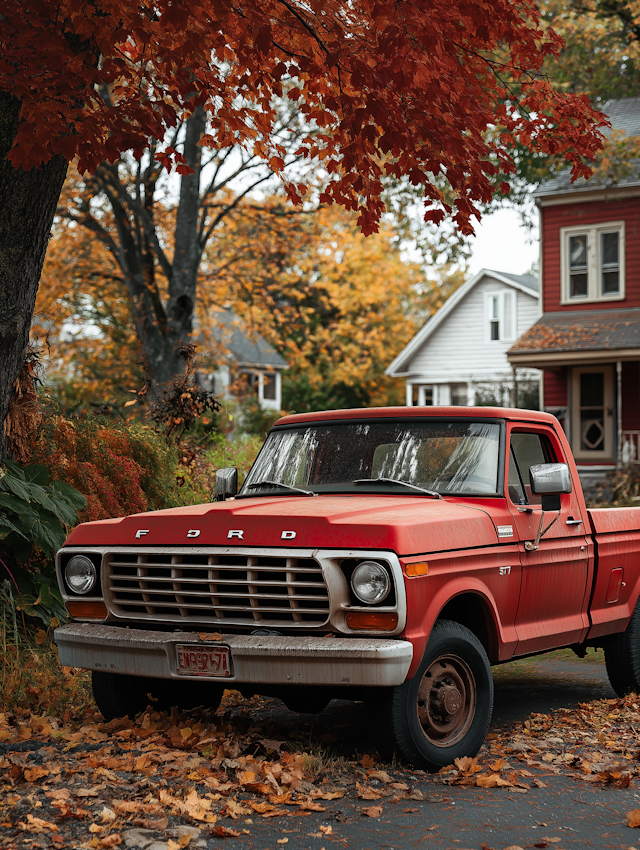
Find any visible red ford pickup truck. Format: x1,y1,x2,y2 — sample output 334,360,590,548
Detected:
54,406,640,770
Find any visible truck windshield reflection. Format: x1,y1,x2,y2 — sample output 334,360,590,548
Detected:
241,420,501,496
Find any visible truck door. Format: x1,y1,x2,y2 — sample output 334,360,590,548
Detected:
506,426,590,655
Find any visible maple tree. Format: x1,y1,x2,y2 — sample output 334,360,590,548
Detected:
0,0,606,457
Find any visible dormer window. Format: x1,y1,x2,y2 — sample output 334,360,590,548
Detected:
561,221,625,304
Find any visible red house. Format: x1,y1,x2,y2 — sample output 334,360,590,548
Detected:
508,98,640,495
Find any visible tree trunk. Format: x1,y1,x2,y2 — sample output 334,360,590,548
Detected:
0,91,68,460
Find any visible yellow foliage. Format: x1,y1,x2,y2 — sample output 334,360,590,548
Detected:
35,173,463,412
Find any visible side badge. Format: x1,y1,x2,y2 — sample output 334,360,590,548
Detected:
136,529,150,539
281,531,296,539
497,525,514,538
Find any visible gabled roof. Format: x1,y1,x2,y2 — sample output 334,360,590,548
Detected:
535,97,640,199
212,310,288,369
385,268,539,376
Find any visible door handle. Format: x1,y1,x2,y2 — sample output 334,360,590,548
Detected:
566,518,583,526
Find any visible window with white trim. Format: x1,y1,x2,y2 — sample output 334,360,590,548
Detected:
560,221,625,304
484,290,516,343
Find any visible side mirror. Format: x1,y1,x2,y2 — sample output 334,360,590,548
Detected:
215,467,238,501
529,463,572,496
525,463,571,551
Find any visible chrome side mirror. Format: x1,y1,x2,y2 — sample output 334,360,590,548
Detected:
529,462,572,496
525,463,572,550
215,467,238,501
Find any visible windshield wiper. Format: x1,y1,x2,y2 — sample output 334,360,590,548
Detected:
352,477,441,499
246,480,317,497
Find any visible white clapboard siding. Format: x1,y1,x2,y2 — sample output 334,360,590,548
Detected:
388,271,540,386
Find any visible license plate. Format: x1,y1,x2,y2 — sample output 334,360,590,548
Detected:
176,644,231,677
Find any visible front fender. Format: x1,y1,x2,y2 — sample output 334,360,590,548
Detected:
402,546,520,677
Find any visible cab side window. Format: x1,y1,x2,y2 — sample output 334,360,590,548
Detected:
508,433,553,506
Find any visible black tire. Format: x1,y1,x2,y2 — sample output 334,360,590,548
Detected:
604,596,640,696
370,619,493,771
92,672,223,721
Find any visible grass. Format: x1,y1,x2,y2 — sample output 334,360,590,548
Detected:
0,581,92,718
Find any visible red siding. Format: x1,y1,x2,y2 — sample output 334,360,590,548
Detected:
541,196,640,313
622,361,640,431
544,369,568,408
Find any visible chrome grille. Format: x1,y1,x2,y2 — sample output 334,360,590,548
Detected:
105,551,330,626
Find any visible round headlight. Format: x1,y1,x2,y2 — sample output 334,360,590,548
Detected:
351,561,390,605
65,556,97,595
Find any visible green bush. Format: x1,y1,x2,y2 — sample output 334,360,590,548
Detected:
0,460,86,627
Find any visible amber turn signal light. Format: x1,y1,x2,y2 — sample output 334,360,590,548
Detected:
65,600,108,620
405,561,429,577
346,611,398,631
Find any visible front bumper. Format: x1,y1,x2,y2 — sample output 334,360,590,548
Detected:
54,623,414,687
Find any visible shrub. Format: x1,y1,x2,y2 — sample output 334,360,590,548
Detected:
32,410,181,523
0,460,86,626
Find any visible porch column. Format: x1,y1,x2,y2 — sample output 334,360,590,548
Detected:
511,365,518,408
406,383,413,406
617,360,623,466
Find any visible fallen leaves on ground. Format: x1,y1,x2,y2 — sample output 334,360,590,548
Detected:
628,808,640,828
4,688,640,848
362,804,383,818
438,694,640,792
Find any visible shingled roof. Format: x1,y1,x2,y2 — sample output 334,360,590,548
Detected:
534,97,640,199
211,310,288,369
508,307,640,363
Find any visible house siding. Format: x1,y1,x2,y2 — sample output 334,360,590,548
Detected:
544,369,568,408
541,196,640,313
408,276,539,382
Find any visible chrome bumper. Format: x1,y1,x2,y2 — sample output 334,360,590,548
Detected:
54,623,414,687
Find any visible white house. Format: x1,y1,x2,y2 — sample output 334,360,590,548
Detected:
205,310,288,411
386,269,541,407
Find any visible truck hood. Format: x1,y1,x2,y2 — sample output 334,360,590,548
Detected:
63,495,500,556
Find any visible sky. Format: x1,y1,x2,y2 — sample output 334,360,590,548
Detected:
467,205,539,279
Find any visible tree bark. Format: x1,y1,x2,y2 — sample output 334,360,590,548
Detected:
0,91,68,461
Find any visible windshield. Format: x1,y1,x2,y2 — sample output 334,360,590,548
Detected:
241,420,502,497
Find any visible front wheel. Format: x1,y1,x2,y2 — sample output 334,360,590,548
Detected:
604,596,640,696
372,620,493,771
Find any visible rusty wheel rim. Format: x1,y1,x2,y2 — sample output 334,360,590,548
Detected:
416,655,477,747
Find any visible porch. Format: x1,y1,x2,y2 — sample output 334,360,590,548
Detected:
507,308,640,493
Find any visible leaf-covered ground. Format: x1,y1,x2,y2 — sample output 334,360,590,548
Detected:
3,686,640,850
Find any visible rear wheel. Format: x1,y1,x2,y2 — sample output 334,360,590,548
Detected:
604,596,640,696
372,620,493,771
92,672,224,721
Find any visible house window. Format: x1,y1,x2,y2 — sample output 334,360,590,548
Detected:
263,372,277,400
561,221,625,304
450,383,468,406
485,291,515,343
570,366,614,460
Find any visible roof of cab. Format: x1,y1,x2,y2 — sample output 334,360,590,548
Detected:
274,406,559,427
